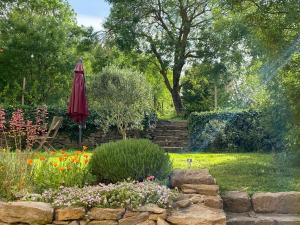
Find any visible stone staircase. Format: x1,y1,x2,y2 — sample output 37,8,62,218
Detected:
150,120,189,152
169,169,226,225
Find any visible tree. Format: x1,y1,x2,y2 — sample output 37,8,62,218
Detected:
104,0,221,115
90,66,152,139
0,0,81,105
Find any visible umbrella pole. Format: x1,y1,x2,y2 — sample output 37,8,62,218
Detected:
79,124,82,146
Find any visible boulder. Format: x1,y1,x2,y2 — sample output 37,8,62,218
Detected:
119,212,150,225
222,191,251,213
0,201,53,225
252,192,300,214
167,204,226,225
181,184,219,196
88,221,118,225
88,208,125,220
55,207,85,221
170,169,216,188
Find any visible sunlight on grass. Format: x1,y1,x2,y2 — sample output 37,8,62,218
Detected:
170,153,300,194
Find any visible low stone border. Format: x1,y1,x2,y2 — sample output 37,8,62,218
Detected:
222,191,300,214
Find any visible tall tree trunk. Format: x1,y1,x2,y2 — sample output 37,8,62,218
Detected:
172,88,183,115
214,84,218,109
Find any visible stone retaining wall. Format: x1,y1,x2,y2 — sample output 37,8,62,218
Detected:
222,191,300,225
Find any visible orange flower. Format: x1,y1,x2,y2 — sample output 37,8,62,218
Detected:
83,154,89,159
75,150,82,155
27,159,33,166
84,159,89,165
52,162,58,167
82,145,88,151
39,156,46,161
58,167,65,171
50,150,56,155
59,156,66,162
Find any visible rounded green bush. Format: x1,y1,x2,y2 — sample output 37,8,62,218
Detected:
89,139,172,183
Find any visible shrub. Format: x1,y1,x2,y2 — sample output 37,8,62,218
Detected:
0,151,34,200
1,105,157,143
188,109,280,152
24,181,178,209
90,66,153,139
89,139,172,183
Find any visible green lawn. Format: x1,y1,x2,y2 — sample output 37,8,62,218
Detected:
169,153,300,194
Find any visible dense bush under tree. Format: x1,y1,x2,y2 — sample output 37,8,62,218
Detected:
89,139,172,183
188,110,281,152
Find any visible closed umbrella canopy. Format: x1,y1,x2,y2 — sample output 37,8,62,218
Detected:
68,59,89,144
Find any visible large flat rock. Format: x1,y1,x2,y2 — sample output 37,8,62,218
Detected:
252,192,300,214
227,212,300,225
167,204,226,225
0,201,53,225
181,184,219,196
170,169,216,188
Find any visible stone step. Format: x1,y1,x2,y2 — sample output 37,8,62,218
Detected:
167,204,226,225
152,140,188,147
158,120,188,126
154,126,188,131
181,184,219,196
170,169,216,188
161,146,185,153
176,193,223,209
226,212,300,225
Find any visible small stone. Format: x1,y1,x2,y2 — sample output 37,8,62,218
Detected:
88,220,118,225
176,199,191,208
68,221,80,225
88,208,125,220
157,218,170,225
80,220,87,225
56,207,85,221
222,191,251,213
137,219,156,225
53,221,69,225
136,204,166,214
149,212,167,221
181,184,219,196
119,212,150,225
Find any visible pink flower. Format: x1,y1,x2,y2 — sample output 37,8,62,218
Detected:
0,108,5,131
10,109,25,134
146,175,155,181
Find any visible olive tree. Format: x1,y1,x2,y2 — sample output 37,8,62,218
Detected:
90,66,153,139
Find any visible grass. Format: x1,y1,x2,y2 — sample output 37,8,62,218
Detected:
169,153,300,194
41,150,300,194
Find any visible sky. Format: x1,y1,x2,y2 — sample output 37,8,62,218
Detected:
67,0,110,31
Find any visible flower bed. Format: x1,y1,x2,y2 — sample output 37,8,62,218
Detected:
24,181,178,209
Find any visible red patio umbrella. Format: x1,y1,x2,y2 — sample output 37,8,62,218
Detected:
67,59,89,145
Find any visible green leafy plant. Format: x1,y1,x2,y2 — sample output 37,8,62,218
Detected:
89,139,172,183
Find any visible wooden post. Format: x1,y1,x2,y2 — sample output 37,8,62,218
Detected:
22,77,26,105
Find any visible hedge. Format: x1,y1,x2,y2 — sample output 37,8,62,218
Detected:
188,109,281,152
1,105,157,141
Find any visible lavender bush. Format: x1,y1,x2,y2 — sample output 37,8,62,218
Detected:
24,181,178,209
